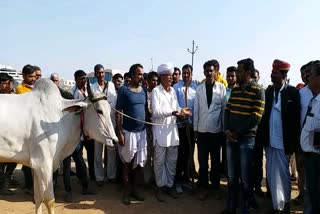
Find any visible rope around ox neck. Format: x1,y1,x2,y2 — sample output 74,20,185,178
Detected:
111,107,188,126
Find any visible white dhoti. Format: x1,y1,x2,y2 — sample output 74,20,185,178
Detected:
118,129,147,169
153,143,178,188
94,140,117,181
266,147,291,210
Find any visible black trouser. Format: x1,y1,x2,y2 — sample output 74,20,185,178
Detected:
4,163,17,178
304,152,320,214
22,166,33,189
252,139,264,190
176,127,195,184
220,137,227,176
62,141,90,192
0,164,6,189
197,132,223,189
83,139,95,180
0,163,17,186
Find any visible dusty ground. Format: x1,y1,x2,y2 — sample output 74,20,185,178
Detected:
0,152,303,214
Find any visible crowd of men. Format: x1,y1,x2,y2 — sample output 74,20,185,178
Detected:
0,58,320,214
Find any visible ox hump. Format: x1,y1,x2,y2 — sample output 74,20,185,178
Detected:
33,79,61,98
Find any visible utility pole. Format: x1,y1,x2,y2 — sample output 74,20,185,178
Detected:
150,57,154,71
187,40,198,68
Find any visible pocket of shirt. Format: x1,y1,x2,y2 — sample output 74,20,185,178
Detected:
313,115,320,131
304,116,315,131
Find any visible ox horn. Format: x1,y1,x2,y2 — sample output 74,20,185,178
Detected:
87,78,94,100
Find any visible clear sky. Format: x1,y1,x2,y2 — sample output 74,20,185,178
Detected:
1,0,319,86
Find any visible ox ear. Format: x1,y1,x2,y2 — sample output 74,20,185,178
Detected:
62,101,88,113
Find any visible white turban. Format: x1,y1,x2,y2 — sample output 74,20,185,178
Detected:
157,62,174,75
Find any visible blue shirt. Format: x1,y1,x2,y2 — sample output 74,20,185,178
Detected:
116,85,146,132
173,80,198,126
226,87,232,101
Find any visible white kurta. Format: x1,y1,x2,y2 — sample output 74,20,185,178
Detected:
151,84,180,187
70,85,88,100
267,84,291,210
151,84,180,147
91,81,118,180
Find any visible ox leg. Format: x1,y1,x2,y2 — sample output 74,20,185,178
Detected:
33,172,43,214
34,168,55,214
43,174,55,214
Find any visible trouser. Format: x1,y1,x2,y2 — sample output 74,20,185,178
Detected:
176,126,195,184
252,138,264,190
63,142,90,192
4,163,17,178
266,147,291,211
220,136,227,176
144,125,154,183
104,144,117,180
0,164,6,189
94,140,117,181
0,163,17,186
83,139,95,180
197,132,223,189
295,150,305,194
22,166,33,189
154,144,178,188
226,136,255,213
304,152,320,214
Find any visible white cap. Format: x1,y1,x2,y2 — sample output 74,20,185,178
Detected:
157,62,174,75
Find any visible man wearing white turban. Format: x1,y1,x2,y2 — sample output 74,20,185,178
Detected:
151,63,192,202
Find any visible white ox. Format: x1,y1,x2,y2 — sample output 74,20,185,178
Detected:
0,79,117,214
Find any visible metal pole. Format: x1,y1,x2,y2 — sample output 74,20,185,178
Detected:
186,40,198,189
187,40,198,68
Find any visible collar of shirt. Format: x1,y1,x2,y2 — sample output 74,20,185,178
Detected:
159,83,172,93
72,85,87,99
175,79,197,89
22,81,33,89
205,81,215,87
314,93,320,102
92,82,106,93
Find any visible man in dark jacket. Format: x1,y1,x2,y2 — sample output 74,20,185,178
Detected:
259,59,300,214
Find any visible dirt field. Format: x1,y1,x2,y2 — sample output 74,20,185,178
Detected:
0,154,303,214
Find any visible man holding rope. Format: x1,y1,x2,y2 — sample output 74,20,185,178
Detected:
151,62,192,202
116,63,148,205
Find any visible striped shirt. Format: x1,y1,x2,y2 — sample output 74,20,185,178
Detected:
224,81,265,136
